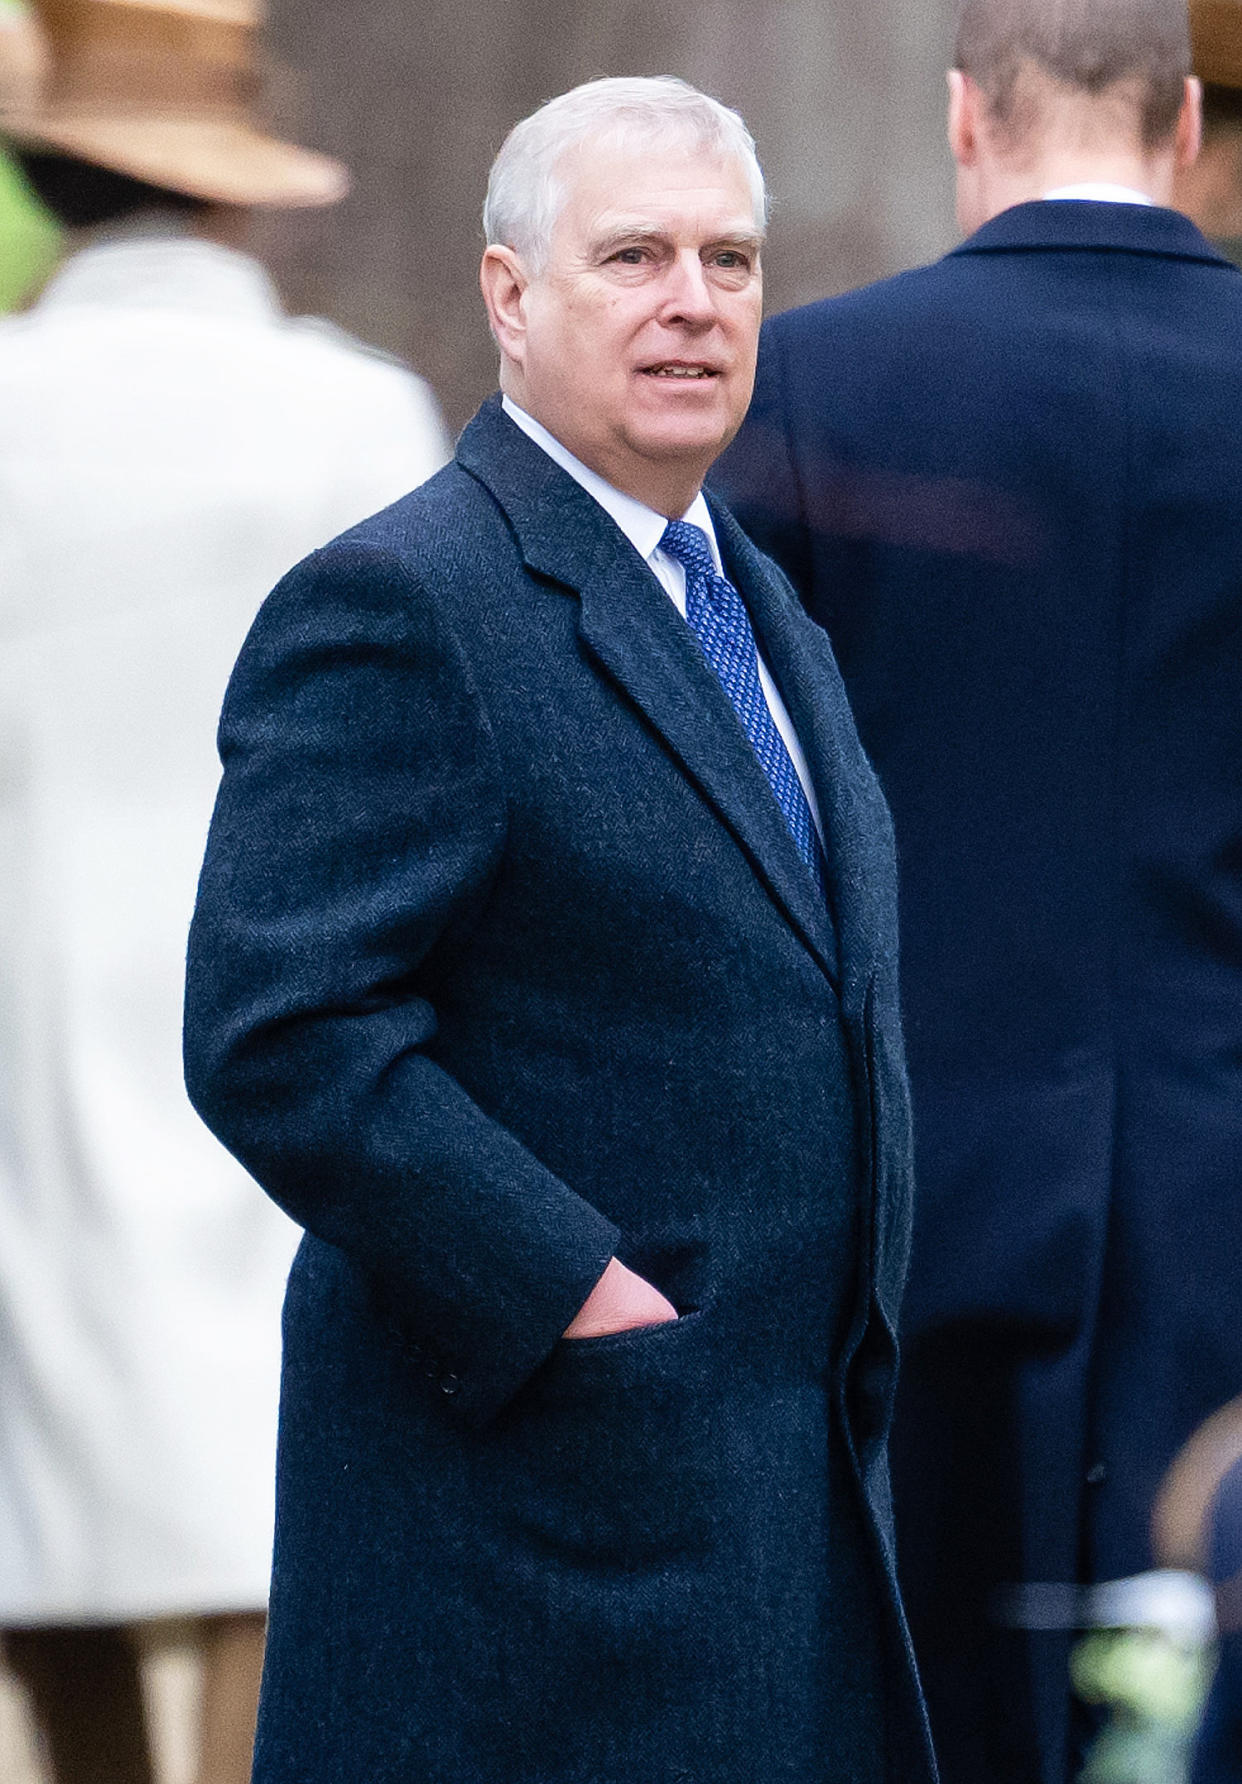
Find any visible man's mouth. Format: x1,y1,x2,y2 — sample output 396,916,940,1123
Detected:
641,363,720,380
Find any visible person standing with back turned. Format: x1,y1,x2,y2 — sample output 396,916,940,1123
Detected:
714,2,1242,1781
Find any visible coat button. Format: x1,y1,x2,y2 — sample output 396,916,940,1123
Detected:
440,1374,461,1397
1086,1463,1107,1486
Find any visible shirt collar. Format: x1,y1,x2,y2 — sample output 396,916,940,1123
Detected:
501,396,720,571
1043,183,1155,206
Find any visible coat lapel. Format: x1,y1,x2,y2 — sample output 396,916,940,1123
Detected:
713,498,888,1011
456,399,840,986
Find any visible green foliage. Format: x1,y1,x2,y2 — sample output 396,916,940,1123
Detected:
1074,1629,1217,1784
0,145,60,311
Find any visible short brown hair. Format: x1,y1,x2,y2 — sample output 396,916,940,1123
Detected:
955,0,1192,147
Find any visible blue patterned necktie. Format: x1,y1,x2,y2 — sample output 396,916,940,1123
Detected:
659,520,825,897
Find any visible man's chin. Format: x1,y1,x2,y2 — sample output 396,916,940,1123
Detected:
626,415,739,470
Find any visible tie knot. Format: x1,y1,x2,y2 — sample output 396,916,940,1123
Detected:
659,520,716,584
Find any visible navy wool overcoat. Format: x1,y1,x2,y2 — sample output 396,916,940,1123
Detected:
183,399,936,1784
714,201,1242,1784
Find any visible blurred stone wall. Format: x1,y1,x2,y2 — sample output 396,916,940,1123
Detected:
259,0,960,431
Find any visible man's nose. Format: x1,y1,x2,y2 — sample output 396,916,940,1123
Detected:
660,251,717,324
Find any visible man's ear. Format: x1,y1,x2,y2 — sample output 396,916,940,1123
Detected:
948,69,981,169
1176,76,1204,172
480,245,530,368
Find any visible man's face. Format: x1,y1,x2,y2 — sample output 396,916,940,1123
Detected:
504,136,763,512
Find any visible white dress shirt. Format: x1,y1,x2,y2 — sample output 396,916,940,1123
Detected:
501,397,823,840
1043,183,1154,205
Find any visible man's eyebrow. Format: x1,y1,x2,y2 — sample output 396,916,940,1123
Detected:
590,223,765,256
713,230,765,253
590,224,670,255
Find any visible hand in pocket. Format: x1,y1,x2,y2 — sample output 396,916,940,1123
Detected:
563,1257,678,1339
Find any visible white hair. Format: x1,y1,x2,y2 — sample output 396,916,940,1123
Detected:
483,75,767,272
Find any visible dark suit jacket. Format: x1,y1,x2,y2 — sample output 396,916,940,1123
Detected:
714,201,1242,1784
183,398,935,1784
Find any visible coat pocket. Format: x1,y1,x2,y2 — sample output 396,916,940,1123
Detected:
541,1306,708,1381
493,1306,720,1566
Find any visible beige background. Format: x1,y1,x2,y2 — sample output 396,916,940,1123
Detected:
254,0,961,428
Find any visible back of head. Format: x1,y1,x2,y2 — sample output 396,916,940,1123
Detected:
955,0,1192,148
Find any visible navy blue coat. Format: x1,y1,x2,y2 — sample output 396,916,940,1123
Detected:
183,398,936,1784
714,202,1242,1784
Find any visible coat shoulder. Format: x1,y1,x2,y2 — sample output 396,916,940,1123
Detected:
766,259,957,343
760,261,990,397
295,459,525,626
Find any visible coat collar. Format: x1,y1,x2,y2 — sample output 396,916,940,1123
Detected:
456,396,841,986
950,198,1236,269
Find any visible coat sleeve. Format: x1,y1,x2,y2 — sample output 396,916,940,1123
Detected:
183,540,620,1427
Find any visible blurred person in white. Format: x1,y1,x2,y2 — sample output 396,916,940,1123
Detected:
0,3,449,1780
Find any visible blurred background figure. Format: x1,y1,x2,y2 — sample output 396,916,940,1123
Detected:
715,0,1242,1779
1176,0,1242,253
1155,1400,1242,1784
0,1,448,1780
1195,1465,1242,1783
0,0,58,303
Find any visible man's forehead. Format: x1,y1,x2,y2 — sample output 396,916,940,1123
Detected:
586,206,763,242
554,141,760,242
559,135,752,200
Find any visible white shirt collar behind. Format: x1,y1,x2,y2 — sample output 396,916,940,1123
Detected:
500,396,722,592
1043,183,1154,206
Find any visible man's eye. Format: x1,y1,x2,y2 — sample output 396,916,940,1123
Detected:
610,247,648,264
712,251,749,270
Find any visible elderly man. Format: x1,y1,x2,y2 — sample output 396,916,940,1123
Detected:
184,75,934,1784
715,2,1242,1782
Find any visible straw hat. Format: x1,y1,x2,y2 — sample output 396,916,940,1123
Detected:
1192,0,1242,91
0,0,348,208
